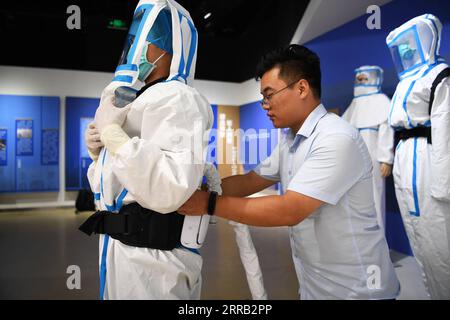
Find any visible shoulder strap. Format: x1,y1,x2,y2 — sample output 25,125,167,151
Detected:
429,67,450,115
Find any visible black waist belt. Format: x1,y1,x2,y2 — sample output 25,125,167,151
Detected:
394,126,432,147
78,202,185,250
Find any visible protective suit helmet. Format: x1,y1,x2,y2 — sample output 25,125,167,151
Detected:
353,65,383,98
113,0,198,87
386,14,444,78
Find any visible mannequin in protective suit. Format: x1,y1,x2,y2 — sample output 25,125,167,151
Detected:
342,66,394,231
386,14,450,300
82,0,213,299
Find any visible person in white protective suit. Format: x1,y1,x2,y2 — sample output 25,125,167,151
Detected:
342,66,395,230
80,0,214,300
386,14,450,300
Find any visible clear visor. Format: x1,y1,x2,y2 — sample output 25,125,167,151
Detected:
117,7,172,67
117,10,145,66
388,27,425,75
354,69,381,87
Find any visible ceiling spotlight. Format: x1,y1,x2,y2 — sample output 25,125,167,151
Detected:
204,12,212,20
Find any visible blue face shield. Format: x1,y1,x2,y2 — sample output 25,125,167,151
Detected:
386,14,444,79
112,0,199,88
387,26,426,76
116,7,173,84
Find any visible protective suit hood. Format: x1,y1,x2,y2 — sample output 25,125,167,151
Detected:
386,14,444,79
343,66,391,128
114,0,198,88
386,15,448,129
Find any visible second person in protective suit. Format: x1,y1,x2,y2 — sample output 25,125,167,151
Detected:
386,14,450,300
342,66,395,231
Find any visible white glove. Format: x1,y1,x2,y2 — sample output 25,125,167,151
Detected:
94,83,131,135
101,124,131,154
84,122,103,161
204,163,222,195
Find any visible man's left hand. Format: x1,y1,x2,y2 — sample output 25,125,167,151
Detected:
178,190,210,216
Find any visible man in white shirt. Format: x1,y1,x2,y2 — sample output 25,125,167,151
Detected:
179,44,400,300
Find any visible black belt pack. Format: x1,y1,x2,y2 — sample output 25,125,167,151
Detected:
393,67,450,150
394,126,432,147
79,202,185,250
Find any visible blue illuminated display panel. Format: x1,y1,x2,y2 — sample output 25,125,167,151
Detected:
0,95,60,193
65,97,99,191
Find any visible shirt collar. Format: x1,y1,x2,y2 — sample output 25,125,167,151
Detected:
136,77,167,98
287,104,327,151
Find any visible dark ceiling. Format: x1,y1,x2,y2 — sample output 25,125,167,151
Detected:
0,0,309,82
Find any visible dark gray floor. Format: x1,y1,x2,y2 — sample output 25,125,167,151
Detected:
0,208,299,300
0,208,428,300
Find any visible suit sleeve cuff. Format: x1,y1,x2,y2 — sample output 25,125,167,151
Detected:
100,124,131,154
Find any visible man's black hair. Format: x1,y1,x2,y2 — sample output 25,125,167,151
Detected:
256,44,322,99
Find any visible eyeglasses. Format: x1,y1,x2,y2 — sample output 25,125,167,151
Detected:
260,79,301,107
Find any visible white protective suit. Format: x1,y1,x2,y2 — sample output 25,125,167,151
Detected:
87,0,214,299
386,14,450,299
229,221,268,300
342,66,395,230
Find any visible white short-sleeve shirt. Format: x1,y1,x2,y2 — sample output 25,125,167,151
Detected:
254,104,400,300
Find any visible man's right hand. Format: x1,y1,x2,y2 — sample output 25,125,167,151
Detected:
85,122,104,161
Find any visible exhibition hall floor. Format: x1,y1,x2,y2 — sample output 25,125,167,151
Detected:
0,208,429,300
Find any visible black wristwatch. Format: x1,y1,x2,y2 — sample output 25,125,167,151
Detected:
207,191,218,216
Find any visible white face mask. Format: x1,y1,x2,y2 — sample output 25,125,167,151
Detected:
138,43,167,82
